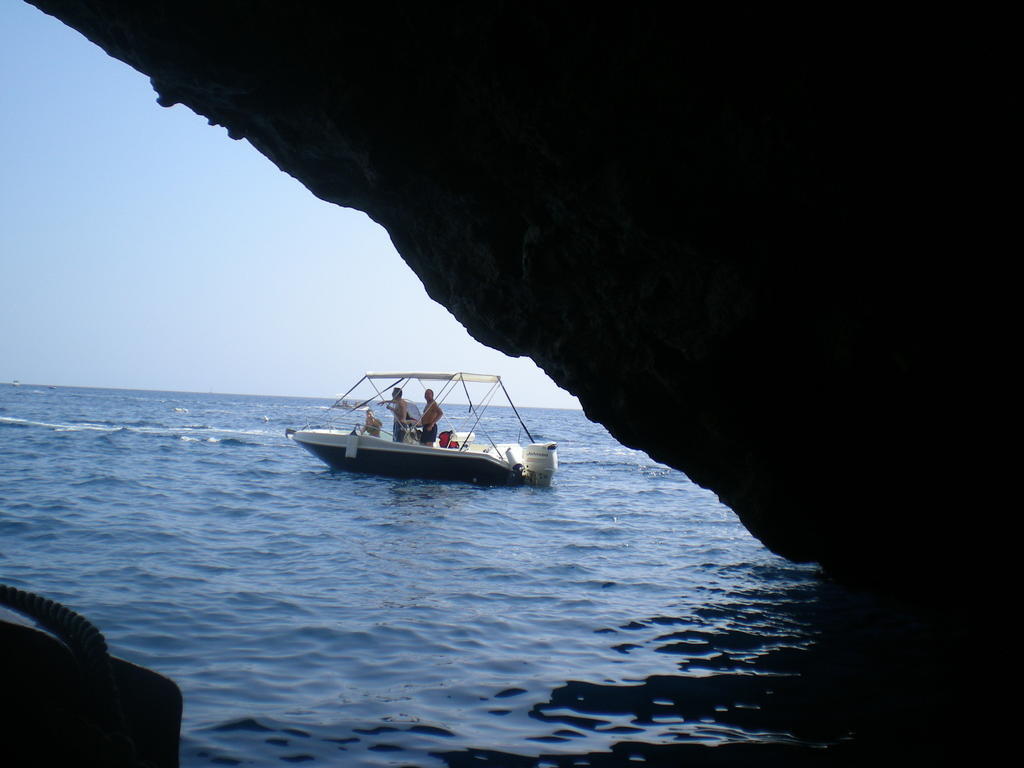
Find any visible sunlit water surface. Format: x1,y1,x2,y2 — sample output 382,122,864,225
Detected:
1,386,949,766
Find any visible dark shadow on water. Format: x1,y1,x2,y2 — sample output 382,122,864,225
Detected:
435,573,954,766
184,567,959,767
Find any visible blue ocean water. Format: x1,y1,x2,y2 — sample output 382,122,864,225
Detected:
1,385,948,766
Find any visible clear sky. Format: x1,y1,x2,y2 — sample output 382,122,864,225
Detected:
0,2,580,409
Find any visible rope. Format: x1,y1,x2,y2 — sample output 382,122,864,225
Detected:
0,584,151,767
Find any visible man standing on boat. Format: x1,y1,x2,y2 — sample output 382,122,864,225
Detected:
382,387,419,442
418,389,443,445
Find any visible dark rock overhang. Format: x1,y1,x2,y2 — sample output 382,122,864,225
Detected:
26,1,1005,602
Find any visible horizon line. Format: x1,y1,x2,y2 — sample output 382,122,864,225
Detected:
3,380,584,411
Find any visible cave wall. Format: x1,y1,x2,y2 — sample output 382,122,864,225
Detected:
27,1,998,599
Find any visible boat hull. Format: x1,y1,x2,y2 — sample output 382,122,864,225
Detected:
289,429,518,485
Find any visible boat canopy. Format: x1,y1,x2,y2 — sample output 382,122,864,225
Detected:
365,372,501,384
320,369,535,446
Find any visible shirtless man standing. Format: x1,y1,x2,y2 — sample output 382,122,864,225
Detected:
418,389,443,446
382,387,418,442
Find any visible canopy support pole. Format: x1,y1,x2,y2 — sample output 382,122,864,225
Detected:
500,380,535,443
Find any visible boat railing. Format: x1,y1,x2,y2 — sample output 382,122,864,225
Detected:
346,422,478,450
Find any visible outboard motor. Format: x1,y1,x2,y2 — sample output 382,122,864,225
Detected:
523,442,558,486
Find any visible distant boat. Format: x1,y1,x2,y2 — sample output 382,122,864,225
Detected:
287,371,558,486
11,380,20,387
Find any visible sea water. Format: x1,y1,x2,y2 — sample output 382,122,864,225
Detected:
0,385,949,766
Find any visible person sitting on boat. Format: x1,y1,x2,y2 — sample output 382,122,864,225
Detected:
381,387,419,442
363,408,382,437
418,389,443,445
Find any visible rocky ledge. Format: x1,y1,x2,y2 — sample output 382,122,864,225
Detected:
28,2,1004,601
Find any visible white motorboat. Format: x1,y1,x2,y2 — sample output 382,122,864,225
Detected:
287,372,558,486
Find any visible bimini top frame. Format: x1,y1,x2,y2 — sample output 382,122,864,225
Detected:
328,371,534,446
364,371,501,384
